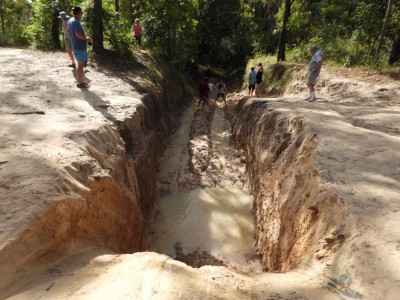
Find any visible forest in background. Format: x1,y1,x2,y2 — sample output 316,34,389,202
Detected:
2,0,400,69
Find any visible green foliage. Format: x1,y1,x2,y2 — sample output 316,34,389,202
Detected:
241,0,280,55
0,0,31,46
104,16,133,56
3,0,400,70
272,0,400,68
197,0,252,67
142,0,198,66
24,0,64,50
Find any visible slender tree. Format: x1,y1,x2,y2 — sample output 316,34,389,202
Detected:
0,0,5,33
376,0,393,58
389,26,400,64
92,0,104,51
51,10,61,50
277,0,293,61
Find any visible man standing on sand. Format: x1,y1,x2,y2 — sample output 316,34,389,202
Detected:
131,18,142,51
58,11,75,68
307,45,323,102
68,6,92,88
248,67,257,96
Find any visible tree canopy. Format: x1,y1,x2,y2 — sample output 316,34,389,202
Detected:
1,0,400,67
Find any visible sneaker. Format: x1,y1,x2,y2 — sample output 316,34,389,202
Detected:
68,64,76,68
308,97,317,102
77,82,89,88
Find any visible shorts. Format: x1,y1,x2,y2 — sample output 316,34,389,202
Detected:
256,79,262,84
135,36,142,46
216,93,225,99
73,50,88,63
248,84,255,90
308,73,319,85
64,36,72,50
199,95,208,102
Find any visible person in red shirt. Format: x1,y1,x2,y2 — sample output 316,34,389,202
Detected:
131,18,142,51
197,78,210,109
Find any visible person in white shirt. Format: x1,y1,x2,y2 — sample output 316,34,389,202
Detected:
307,45,323,102
58,11,75,68
215,80,227,105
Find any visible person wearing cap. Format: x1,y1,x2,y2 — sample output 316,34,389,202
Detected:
307,45,323,102
67,6,93,88
131,18,142,51
58,11,75,68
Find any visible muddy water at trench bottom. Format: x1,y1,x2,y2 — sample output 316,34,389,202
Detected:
152,103,256,269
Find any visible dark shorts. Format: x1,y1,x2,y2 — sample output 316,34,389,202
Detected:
199,94,208,102
248,84,255,90
308,73,319,85
216,93,225,99
256,79,262,84
135,36,141,45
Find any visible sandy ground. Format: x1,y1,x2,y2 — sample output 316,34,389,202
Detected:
1,48,400,299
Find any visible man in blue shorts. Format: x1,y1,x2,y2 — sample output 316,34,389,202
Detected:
68,6,93,88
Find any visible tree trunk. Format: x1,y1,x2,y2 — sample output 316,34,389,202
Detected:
264,0,279,54
389,26,400,64
376,0,393,58
277,0,292,62
0,0,5,34
115,0,119,19
93,0,104,52
51,11,61,50
1,13,4,34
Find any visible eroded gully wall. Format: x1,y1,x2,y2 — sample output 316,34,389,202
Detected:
232,99,345,272
0,64,190,292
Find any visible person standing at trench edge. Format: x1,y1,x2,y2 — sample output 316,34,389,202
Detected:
255,63,263,97
248,67,257,96
58,11,75,68
307,45,323,102
68,6,93,88
131,18,142,51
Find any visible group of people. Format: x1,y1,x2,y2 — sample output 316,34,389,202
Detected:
61,8,322,98
248,63,264,97
197,78,227,109
59,8,143,89
247,45,323,101
59,7,92,88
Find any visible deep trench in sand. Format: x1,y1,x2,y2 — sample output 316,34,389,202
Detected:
150,97,341,274
151,102,261,272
